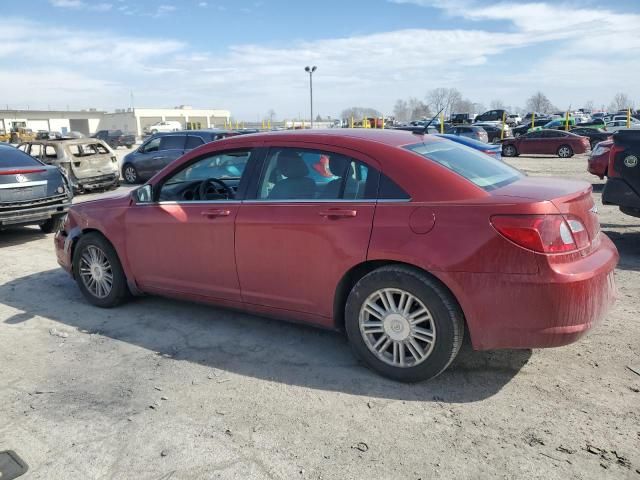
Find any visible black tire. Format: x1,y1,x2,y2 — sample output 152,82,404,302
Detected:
344,265,464,382
72,232,129,308
39,215,65,234
502,144,518,157
122,164,139,184
125,144,133,149
557,144,574,158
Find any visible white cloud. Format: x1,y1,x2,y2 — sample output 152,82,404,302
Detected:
198,1,208,7
5,2,640,117
153,4,177,17
50,0,85,7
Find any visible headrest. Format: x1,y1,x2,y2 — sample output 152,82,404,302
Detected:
328,155,351,177
276,150,309,178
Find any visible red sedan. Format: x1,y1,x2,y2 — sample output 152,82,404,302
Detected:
502,129,590,158
587,139,614,179
54,130,618,382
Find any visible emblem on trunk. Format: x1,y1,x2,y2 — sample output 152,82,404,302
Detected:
15,174,28,183
624,155,638,168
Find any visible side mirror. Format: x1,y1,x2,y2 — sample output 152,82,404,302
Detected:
135,184,152,203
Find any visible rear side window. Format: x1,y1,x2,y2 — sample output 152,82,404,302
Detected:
405,140,523,191
378,174,410,200
0,147,43,167
45,145,58,159
186,135,205,149
160,135,186,150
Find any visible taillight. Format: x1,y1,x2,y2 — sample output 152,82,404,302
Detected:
0,168,46,175
607,144,625,178
491,214,589,254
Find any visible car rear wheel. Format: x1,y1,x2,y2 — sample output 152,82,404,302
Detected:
557,145,573,158
39,215,65,234
72,233,129,308
123,164,139,184
344,266,464,382
502,144,518,157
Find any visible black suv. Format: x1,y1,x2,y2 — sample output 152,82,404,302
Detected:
602,130,640,217
93,130,136,149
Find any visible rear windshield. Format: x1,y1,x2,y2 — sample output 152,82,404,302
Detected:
67,143,110,157
0,147,43,167
405,139,523,191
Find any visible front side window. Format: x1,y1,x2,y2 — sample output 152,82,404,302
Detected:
256,148,372,201
405,139,522,191
158,150,252,202
141,137,161,153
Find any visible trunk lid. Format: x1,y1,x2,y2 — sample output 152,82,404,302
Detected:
0,165,65,202
492,177,600,245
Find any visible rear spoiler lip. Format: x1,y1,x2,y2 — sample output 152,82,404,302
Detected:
0,168,47,175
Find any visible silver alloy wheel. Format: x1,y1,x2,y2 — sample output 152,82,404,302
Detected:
124,165,137,183
359,288,436,368
558,146,571,158
79,245,114,299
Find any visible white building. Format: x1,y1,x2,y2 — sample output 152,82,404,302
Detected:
100,106,231,137
0,109,104,136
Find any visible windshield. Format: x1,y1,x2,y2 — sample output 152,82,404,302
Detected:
405,139,523,190
0,147,43,167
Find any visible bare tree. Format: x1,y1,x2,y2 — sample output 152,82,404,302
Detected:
393,99,410,122
583,100,594,112
608,93,634,112
267,109,276,122
525,92,556,114
427,87,462,117
340,107,382,120
453,98,475,115
490,99,506,110
408,97,430,120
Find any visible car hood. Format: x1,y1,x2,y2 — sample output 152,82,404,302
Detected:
72,189,132,211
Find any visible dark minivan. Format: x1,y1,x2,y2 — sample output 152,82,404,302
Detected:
121,129,238,183
475,109,511,124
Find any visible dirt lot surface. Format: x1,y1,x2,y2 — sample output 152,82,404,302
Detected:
0,152,638,479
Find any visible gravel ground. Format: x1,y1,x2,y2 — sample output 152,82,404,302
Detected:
0,151,638,479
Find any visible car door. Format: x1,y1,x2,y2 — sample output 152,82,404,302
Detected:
541,130,564,154
124,147,259,301
148,134,187,175
518,131,543,154
133,136,162,179
234,144,379,322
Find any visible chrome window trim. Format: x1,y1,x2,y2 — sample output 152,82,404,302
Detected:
0,180,48,189
139,199,412,206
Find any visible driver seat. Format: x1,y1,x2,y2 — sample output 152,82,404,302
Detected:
268,151,316,200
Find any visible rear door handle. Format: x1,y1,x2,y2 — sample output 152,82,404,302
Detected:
318,209,357,218
201,209,231,218
152,156,166,161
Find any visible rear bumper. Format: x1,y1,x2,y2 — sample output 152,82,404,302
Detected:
602,178,640,209
446,234,619,350
75,173,119,190
0,201,70,228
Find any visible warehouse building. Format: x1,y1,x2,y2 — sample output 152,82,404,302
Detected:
100,106,231,137
0,109,104,136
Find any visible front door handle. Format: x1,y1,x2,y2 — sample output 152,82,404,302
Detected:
201,209,231,218
152,156,165,161
318,209,357,218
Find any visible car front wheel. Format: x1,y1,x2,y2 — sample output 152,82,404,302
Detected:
72,233,129,308
502,144,517,157
345,266,464,382
122,164,139,184
557,145,574,158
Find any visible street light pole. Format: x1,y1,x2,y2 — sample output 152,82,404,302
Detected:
305,66,317,128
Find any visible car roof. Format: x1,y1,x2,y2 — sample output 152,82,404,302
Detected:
26,138,102,145
219,128,440,148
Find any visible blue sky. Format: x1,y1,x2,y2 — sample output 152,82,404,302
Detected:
1,0,638,119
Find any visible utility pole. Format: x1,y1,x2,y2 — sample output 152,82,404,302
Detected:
304,66,317,128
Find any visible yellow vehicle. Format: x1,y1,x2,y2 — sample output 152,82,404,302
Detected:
10,127,36,143
0,130,9,142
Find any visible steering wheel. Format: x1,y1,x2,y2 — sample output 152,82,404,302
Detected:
198,177,234,200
